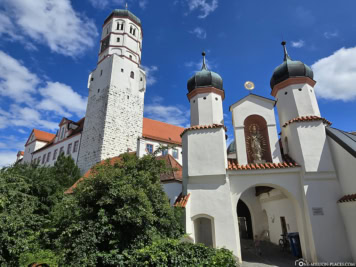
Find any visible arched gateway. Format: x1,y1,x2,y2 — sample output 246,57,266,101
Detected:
181,49,352,263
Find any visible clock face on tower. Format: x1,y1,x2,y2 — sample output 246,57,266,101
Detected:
100,36,110,53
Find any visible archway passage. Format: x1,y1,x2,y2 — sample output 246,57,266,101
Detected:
237,200,253,239
237,185,302,266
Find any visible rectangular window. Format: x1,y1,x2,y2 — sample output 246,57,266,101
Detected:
162,149,168,156
67,143,72,155
38,157,41,164
42,154,46,164
117,37,120,42
73,141,79,153
53,149,58,160
100,69,103,76
59,146,64,155
146,144,153,154
46,152,51,162
172,148,179,159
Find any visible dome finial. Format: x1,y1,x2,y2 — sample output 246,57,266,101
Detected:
281,41,291,61
201,51,207,70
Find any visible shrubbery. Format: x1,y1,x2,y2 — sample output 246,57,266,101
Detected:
124,239,237,267
0,153,238,266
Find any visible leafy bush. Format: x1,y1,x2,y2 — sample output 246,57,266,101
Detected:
19,249,60,267
124,239,238,267
0,155,80,265
56,153,185,266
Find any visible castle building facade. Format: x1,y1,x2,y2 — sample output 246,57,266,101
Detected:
18,9,356,263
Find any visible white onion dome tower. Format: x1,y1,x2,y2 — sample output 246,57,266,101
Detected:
270,41,314,90
186,52,225,126
187,52,224,92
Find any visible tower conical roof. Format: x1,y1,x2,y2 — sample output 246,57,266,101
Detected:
187,52,223,93
270,41,313,89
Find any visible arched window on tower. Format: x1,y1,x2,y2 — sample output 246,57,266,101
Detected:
117,22,124,30
244,115,272,164
130,71,134,79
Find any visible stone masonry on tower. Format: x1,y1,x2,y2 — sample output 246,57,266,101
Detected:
77,10,147,174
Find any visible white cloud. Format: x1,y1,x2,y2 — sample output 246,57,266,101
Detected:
0,50,86,131
0,0,98,57
0,51,39,103
141,65,158,86
0,151,17,167
190,27,207,39
291,40,305,48
187,0,218,18
324,31,338,39
38,82,87,117
145,97,189,126
312,46,356,102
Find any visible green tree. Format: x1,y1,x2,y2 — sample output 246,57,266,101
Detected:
0,155,80,266
55,153,184,266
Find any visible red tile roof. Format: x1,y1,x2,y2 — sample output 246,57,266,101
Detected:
157,154,182,182
227,157,299,171
174,193,190,208
65,153,182,194
180,124,227,137
338,194,356,203
283,116,331,128
142,118,184,145
26,129,56,146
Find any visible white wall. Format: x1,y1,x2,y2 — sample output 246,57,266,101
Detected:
32,134,82,166
163,182,182,206
259,189,298,244
327,137,356,195
230,95,282,165
189,92,224,126
23,140,47,163
137,137,182,165
339,202,356,262
275,83,320,127
183,128,227,177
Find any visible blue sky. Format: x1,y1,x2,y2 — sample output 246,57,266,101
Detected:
1,0,356,166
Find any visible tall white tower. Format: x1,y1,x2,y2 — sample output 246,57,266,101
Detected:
271,41,333,172
78,10,146,174
271,42,351,262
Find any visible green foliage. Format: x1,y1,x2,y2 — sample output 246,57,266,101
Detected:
56,153,184,266
19,249,60,267
0,155,80,266
123,239,238,266
0,153,238,266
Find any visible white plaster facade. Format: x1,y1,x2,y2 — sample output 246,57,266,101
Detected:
183,56,356,263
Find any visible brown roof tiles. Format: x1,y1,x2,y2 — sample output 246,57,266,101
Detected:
227,156,299,171
174,193,190,208
180,124,227,137
338,194,356,203
282,116,331,128
142,118,184,145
